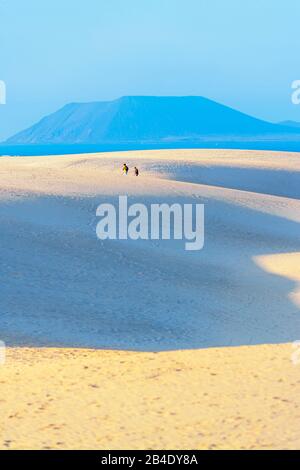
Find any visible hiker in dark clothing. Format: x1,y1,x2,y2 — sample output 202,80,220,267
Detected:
134,166,139,176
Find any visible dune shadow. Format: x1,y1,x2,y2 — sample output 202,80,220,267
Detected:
144,161,300,200
0,191,299,352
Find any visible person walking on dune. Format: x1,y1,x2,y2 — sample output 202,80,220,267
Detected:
134,166,139,176
123,163,129,175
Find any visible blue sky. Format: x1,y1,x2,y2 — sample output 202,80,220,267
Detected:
0,0,300,140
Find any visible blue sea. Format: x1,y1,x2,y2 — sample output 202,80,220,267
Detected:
0,140,300,156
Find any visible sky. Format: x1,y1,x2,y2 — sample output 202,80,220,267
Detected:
0,0,300,141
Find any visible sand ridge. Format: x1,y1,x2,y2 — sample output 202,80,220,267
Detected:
0,149,300,449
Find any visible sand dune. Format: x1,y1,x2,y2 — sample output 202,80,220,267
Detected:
2,344,300,450
0,149,299,350
255,253,300,309
0,149,300,449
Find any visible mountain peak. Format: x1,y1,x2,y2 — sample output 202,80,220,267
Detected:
6,96,299,145
279,120,300,129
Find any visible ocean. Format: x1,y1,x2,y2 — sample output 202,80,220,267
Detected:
0,140,300,156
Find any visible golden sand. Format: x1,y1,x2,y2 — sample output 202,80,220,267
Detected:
1,344,300,450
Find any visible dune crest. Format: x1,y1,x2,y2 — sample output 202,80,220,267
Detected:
1,149,300,449
255,253,300,307
0,149,299,350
